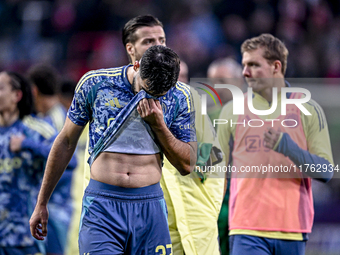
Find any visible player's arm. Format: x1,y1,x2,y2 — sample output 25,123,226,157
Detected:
264,100,334,182
30,118,85,240
10,116,56,158
22,116,78,170
138,98,197,175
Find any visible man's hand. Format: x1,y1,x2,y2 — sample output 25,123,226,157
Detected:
29,204,49,241
137,98,164,126
263,127,281,149
10,135,25,152
137,97,196,175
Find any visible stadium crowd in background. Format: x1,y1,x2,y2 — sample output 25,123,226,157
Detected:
0,0,340,79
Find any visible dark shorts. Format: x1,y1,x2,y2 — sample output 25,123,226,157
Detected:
230,235,306,255
79,179,172,255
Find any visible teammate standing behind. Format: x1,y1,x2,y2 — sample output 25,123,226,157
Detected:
0,71,55,255
217,33,334,255
30,45,197,254
27,64,77,255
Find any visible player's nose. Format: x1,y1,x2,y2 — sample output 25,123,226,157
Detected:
242,66,250,77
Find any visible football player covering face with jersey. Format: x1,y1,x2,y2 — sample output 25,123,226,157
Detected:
30,44,197,255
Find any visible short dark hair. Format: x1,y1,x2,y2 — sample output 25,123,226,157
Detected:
59,79,76,98
241,33,289,75
140,45,180,96
6,71,33,119
122,15,163,46
27,64,59,95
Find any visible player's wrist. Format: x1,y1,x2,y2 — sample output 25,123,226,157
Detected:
149,118,167,132
273,132,283,151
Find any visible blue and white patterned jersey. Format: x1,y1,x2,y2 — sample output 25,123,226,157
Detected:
67,65,196,159
43,102,67,133
0,117,55,247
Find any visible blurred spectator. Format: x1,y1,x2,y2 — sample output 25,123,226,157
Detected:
248,6,275,36
294,43,320,77
221,14,248,60
325,49,340,78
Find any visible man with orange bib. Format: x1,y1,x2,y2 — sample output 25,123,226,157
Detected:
217,34,334,255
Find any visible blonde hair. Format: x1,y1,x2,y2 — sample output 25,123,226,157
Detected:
241,33,288,75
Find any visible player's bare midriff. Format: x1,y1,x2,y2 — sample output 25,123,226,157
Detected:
90,152,162,188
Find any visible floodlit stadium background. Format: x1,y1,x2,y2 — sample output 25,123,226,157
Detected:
0,1,339,254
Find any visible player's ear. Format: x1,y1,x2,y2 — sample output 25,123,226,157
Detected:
273,60,282,74
126,43,134,59
14,89,23,103
133,61,140,71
